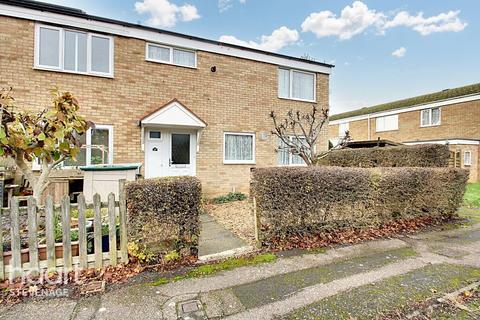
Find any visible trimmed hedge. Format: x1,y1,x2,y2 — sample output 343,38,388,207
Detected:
125,176,202,261
317,144,450,168
251,167,468,244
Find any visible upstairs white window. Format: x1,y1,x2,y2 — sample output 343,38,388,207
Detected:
376,114,398,132
146,43,196,68
35,24,113,77
277,137,307,166
338,122,349,137
63,125,114,167
464,150,472,166
420,107,441,127
224,132,255,164
278,68,315,102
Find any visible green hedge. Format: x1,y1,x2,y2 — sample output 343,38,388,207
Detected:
251,166,468,245
125,176,202,262
317,144,450,168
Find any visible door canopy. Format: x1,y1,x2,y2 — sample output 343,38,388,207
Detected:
140,99,207,128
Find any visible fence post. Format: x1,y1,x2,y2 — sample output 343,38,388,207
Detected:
108,193,117,267
61,195,72,272
118,179,128,264
10,197,21,279
45,196,56,272
27,197,39,276
252,196,261,248
93,193,103,269
0,207,4,281
77,194,88,270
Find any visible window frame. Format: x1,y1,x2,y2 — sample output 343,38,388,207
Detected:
34,23,114,78
278,67,316,103
338,122,349,137
223,132,256,165
420,107,441,127
147,129,163,141
277,136,308,167
464,150,472,166
145,43,197,69
375,114,399,132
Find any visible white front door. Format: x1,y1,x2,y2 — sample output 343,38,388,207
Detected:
145,129,196,178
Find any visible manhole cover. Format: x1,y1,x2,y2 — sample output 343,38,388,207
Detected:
181,301,199,313
177,300,206,319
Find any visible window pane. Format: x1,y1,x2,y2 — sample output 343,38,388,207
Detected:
277,139,289,165
292,71,314,101
91,36,110,73
421,109,430,126
431,108,440,125
91,128,110,165
173,49,195,67
278,68,290,98
171,134,190,165
148,44,170,62
149,131,161,139
291,137,306,165
39,27,60,67
376,117,384,132
225,134,253,161
339,122,349,136
64,31,87,72
64,133,86,166
464,151,471,165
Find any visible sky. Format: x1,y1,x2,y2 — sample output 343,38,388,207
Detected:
39,0,479,115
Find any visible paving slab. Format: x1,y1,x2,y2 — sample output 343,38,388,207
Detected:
282,263,480,320
198,214,247,257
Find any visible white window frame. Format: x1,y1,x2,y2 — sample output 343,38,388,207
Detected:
147,129,163,141
145,43,197,69
338,122,349,137
277,136,309,167
223,132,256,165
464,150,472,166
375,114,399,132
420,107,441,127
278,68,316,103
34,23,114,78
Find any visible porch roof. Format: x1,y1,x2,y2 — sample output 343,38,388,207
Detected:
139,99,207,128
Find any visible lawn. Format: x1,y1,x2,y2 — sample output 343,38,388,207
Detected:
464,183,480,208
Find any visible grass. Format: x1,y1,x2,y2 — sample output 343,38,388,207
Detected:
464,183,480,208
151,253,277,286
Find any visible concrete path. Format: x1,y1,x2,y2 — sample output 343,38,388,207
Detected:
2,220,480,320
198,214,251,261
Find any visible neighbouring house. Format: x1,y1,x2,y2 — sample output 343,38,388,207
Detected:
329,83,480,182
0,0,332,198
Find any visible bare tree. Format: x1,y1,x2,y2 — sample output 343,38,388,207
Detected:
270,105,350,166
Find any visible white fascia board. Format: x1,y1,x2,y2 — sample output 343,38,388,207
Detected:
0,4,331,74
403,139,480,146
329,94,480,125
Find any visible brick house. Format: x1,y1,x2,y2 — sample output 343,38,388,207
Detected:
0,0,332,197
329,83,480,182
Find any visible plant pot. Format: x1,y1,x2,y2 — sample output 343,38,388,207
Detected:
3,242,80,265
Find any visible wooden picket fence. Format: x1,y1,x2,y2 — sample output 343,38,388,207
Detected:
0,181,128,280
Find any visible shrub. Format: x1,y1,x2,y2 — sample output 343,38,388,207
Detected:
212,192,247,204
125,176,202,262
317,144,450,168
251,166,468,245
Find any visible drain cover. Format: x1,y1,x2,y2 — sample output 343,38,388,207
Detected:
181,301,199,313
177,300,206,319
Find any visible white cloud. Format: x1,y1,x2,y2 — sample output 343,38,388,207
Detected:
218,0,246,12
134,0,200,27
301,1,467,40
219,26,299,52
301,1,386,40
391,46,406,58
383,10,467,35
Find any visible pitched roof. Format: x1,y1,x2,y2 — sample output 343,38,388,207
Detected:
1,0,333,69
330,82,480,121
